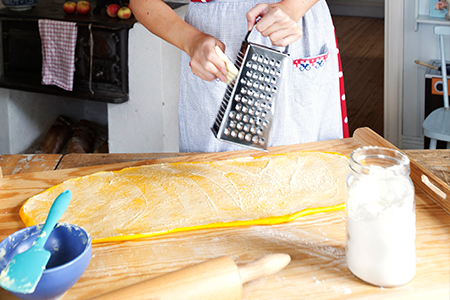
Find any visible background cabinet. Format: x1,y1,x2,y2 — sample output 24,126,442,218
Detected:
0,18,130,103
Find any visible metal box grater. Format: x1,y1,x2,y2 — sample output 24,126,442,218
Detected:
211,31,289,151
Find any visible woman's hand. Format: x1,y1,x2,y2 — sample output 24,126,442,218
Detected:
187,33,229,82
246,2,304,47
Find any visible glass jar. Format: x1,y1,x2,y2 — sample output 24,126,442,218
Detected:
345,146,416,287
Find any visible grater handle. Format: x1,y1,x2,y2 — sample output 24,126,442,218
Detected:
244,27,289,54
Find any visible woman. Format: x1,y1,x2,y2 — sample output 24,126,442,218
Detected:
131,0,347,152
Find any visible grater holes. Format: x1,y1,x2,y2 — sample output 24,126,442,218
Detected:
213,43,287,150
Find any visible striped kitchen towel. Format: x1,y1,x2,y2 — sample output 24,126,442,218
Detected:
38,19,77,91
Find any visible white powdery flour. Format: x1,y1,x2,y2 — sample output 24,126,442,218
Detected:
346,167,416,287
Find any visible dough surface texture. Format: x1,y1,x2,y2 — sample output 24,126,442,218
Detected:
20,151,349,243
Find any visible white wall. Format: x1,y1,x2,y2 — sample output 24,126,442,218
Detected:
401,0,448,149
107,5,187,153
0,88,9,154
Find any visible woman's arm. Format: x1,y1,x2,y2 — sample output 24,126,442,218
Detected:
130,0,228,82
247,0,320,46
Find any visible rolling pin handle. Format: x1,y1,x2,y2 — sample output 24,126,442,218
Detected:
238,253,291,284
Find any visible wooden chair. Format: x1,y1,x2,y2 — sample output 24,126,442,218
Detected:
423,26,450,149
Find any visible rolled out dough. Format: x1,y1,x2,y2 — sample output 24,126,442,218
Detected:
20,151,349,243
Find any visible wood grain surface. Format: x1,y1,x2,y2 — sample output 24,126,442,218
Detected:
404,150,450,185
0,128,449,300
57,153,190,170
0,154,61,176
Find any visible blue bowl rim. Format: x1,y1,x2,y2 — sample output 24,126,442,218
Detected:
0,223,92,274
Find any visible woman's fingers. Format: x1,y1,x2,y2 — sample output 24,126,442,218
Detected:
261,23,302,46
246,3,303,46
189,38,228,82
246,3,269,30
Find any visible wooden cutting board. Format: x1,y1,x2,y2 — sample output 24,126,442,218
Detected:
0,128,449,299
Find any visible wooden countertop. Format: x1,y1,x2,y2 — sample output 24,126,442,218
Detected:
0,128,449,300
1,146,449,186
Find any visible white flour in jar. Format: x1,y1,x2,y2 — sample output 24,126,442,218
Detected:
346,166,416,287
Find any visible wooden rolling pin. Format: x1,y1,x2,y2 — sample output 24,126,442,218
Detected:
90,253,291,300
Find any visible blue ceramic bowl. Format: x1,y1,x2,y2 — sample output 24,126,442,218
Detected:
0,223,92,300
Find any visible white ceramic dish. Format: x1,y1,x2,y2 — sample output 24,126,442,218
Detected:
1,0,38,11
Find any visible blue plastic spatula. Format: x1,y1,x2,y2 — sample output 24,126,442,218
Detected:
0,190,72,294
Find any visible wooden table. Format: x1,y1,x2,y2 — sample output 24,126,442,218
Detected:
0,128,449,299
2,149,450,186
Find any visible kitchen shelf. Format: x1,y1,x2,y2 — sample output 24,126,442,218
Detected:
415,14,450,30
415,0,450,31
